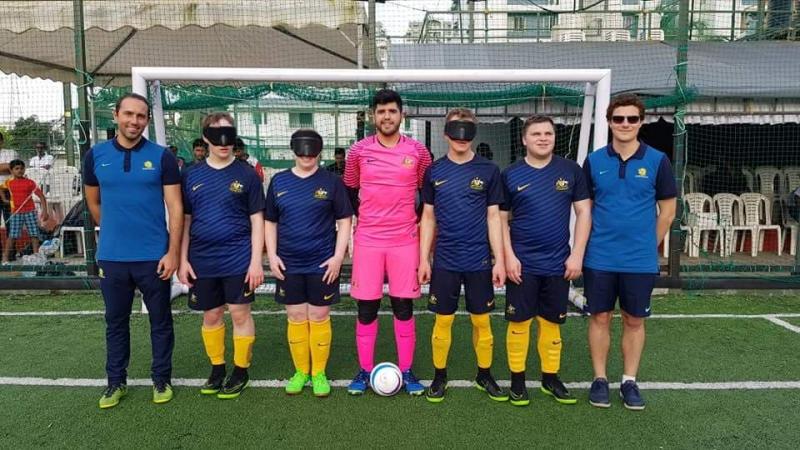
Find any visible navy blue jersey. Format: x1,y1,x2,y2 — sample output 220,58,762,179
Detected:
264,169,353,274
83,138,180,262
500,156,590,276
421,155,503,272
182,160,265,278
582,142,677,273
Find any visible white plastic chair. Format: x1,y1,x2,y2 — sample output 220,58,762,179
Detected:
48,166,82,212
740,193,782,256
780,201,798,256
713,193,747,257
25,167,49,190
683,193,722,258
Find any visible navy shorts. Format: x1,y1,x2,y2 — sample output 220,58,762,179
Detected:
276,273,340,307
188,273,254,311
428,269,495,315
583,268,657,318
505,274,570,324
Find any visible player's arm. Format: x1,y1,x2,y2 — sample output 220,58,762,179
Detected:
419,204,436,285
487,204,506,288
500,210,521,285
178,214,195,286
321,177,355,284
246,211,265,292
82,148,101,224
343,141,361,215
34,186,49,220
159,150,183,280
0,182,8,204
565,199,591,280
263,179,285,280
655,155,678,246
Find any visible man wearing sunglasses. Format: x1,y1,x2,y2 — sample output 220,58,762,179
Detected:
581,94,677,411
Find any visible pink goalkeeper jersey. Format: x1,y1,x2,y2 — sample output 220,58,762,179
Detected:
344,135,432,247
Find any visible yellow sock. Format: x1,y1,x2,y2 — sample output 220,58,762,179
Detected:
506,319,532,373
431,314,455,369
287,320,310,374
233,334,255,369
536,316,562,374
309,318,332,376
201,323,226,365
470,313,493,369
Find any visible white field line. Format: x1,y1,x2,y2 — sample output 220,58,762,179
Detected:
4,310,800,319
764,316,800,334
2,377,800,390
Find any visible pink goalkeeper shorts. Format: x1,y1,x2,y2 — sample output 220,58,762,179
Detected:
351,242,420,300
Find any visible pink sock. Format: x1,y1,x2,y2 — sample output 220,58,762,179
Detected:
356,320,378,372
393,317,416,372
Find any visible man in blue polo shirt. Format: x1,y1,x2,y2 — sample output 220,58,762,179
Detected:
84,93,183,409
582,94,677,410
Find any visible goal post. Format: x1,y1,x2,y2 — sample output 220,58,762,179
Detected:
131,67,611,166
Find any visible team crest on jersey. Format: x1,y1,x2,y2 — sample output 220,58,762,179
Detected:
428,295,438,305
143,160,154,170
470,177,485,191
555,177,569,191
229,180,244,193
402,156,415,168
314,188,329,200
636,167,648,178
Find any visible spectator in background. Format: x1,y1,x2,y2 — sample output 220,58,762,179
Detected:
185,138,208,170
0,131,20,228
476,142,493,161
326,147,346,176
168,145,185,171
29,142,54,170
234,138,264,182
0,159,49,263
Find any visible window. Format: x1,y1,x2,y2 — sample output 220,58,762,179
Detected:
623,13,639,39
289,112,313,129
508,13,555,39
621,0,639,5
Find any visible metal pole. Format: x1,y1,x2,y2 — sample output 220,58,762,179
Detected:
63,83,75,167
468,0,475,43
730,0,737,41
73,0,97,276
368,0,376,67
669,0,690,281
757,0,766,35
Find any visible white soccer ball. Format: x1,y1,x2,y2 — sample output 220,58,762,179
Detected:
370,362,403,396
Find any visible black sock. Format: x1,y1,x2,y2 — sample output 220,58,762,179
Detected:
434,368,447,381
511,371,526,392
232,366,248,377
542,372,558,383
477,367,492,380
211,364,226,376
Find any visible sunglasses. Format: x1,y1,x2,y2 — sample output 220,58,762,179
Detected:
611,115,642,124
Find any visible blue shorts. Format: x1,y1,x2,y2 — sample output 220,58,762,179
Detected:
505,274,570,323
583,268,657,318
8,211,40,239
276,273,340,307
428,269,495,315
188,273,254,311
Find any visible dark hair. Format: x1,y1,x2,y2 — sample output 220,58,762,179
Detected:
371,89,403,111
476,142,493,160
0,131,4,142
521,115,555,137
9,159,25,169
445,107,477,123
606,93,645,120
201,112,234,129
234,137,246,150
167,145,178,152
334,147,346,156
115,93,151,114
192,138,207,149
35,141,47,149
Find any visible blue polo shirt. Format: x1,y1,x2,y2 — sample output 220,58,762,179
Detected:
83,138,181,262
582,142,677,273
182,160,265,278
264,169,353,274
500,156,590,276
421,154,504,272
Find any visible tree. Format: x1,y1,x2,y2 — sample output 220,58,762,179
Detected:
9,115,63,158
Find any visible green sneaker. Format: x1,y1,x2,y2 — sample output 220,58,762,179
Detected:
285,371,309,395
152,381,174,404
98,384,127,409
311,372,331,397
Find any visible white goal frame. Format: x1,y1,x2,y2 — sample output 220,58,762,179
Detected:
131,67,611,166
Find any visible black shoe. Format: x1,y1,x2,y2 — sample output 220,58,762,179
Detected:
426,376,447,403
589,377,611,408
217,367,249,399
200,365,226,395
620,380,646,411
475,373,509,402
540,375,577,405
509,385,530,406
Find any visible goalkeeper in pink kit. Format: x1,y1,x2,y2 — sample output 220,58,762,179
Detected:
344,89,432,395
